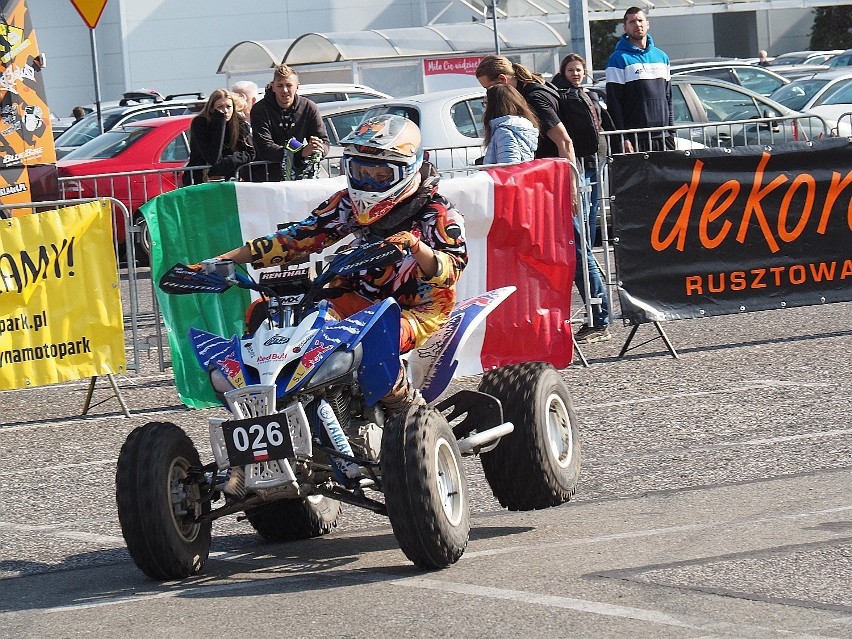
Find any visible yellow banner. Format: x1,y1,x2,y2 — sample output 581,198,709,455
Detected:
0,200,125,389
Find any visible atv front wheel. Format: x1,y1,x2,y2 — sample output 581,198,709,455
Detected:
478,362,580,510
116,421,212,579
246,495,341,541
381,403,470,569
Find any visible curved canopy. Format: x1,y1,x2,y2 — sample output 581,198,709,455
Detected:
218,18,567,75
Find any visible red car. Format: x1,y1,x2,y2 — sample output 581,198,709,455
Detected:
56,115,194,261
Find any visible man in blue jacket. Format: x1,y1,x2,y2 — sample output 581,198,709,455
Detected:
605,7,673,153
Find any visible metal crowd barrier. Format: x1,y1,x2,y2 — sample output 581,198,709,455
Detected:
601,113,831,156
836,112,852,137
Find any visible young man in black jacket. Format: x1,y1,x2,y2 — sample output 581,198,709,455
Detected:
250,64,330,181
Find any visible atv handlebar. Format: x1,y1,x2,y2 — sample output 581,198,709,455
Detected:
159,239,406,326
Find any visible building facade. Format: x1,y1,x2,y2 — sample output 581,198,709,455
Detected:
29,0,818,118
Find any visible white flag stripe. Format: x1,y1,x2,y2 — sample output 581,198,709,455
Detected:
230,173,496,376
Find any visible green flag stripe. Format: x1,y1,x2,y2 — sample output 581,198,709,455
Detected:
143,182,250,408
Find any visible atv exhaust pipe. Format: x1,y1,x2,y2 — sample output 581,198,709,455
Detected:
456,422,514,456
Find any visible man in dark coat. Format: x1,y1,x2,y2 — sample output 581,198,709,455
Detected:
250,64,330,181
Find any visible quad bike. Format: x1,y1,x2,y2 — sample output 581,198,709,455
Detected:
115,237,581,579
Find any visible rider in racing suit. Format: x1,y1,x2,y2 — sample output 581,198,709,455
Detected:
216,114,468,411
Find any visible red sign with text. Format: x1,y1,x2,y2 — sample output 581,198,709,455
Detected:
423,56,484,76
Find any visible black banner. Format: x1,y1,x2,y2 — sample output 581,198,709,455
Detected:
611,139,852,324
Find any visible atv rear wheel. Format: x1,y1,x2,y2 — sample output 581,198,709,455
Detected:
478,362,580,510
246,495,341,541
381,403,470,569
115,421,212,579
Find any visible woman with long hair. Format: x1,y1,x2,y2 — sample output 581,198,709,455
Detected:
475,55,575,164
183,88,254,186
481,83,539,164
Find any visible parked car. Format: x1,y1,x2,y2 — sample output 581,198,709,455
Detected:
54,91,205,159
309,88,486,174
595,76,822,148
767,64,830,82
298,83,391,103
769,69,852,136
50,114,76,139
669,76,825,146
769,50,843,67
671,62,789,97
827,49,852,69
359,88,486,170
56,115,194,262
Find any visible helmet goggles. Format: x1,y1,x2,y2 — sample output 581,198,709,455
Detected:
344,156,406,192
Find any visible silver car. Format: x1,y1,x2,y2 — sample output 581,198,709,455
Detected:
318,88,487,174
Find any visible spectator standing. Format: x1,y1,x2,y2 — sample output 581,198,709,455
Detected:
231,80,259,120
481,83,539,165
182,89,254,187
560,53,612,344
605,7,673,153
475,55,576,165
758,50,772,67
250,64,329,182
71,106,86,121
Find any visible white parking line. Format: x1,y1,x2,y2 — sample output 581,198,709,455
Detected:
576,379,834,410
386,577,839,639
463,503,852,559
0,521,124,545
0,565,844,638
0,408,187,433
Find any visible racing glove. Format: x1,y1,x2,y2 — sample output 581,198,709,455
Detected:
386,230,421,255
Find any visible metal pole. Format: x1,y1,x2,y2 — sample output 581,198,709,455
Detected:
491,0,500,55
569,0,592,74
89,27,104,135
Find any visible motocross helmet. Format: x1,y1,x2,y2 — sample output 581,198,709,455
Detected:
341,114,424,226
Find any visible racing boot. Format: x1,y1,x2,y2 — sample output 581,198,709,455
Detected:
380,367,424,417
222,465,246,499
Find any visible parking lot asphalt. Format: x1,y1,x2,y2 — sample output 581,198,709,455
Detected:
1,268,851,637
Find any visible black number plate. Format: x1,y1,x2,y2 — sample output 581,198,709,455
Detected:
221,414,295,467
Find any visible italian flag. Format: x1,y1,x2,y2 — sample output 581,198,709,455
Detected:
144,159,575,408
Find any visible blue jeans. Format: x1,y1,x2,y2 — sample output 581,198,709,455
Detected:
573,164,609,328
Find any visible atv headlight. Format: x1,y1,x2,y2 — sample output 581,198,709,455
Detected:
210,367,235,393
305,345,362,390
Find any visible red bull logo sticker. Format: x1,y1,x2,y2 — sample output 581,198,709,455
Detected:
216,353,245,388
286,342,334,391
